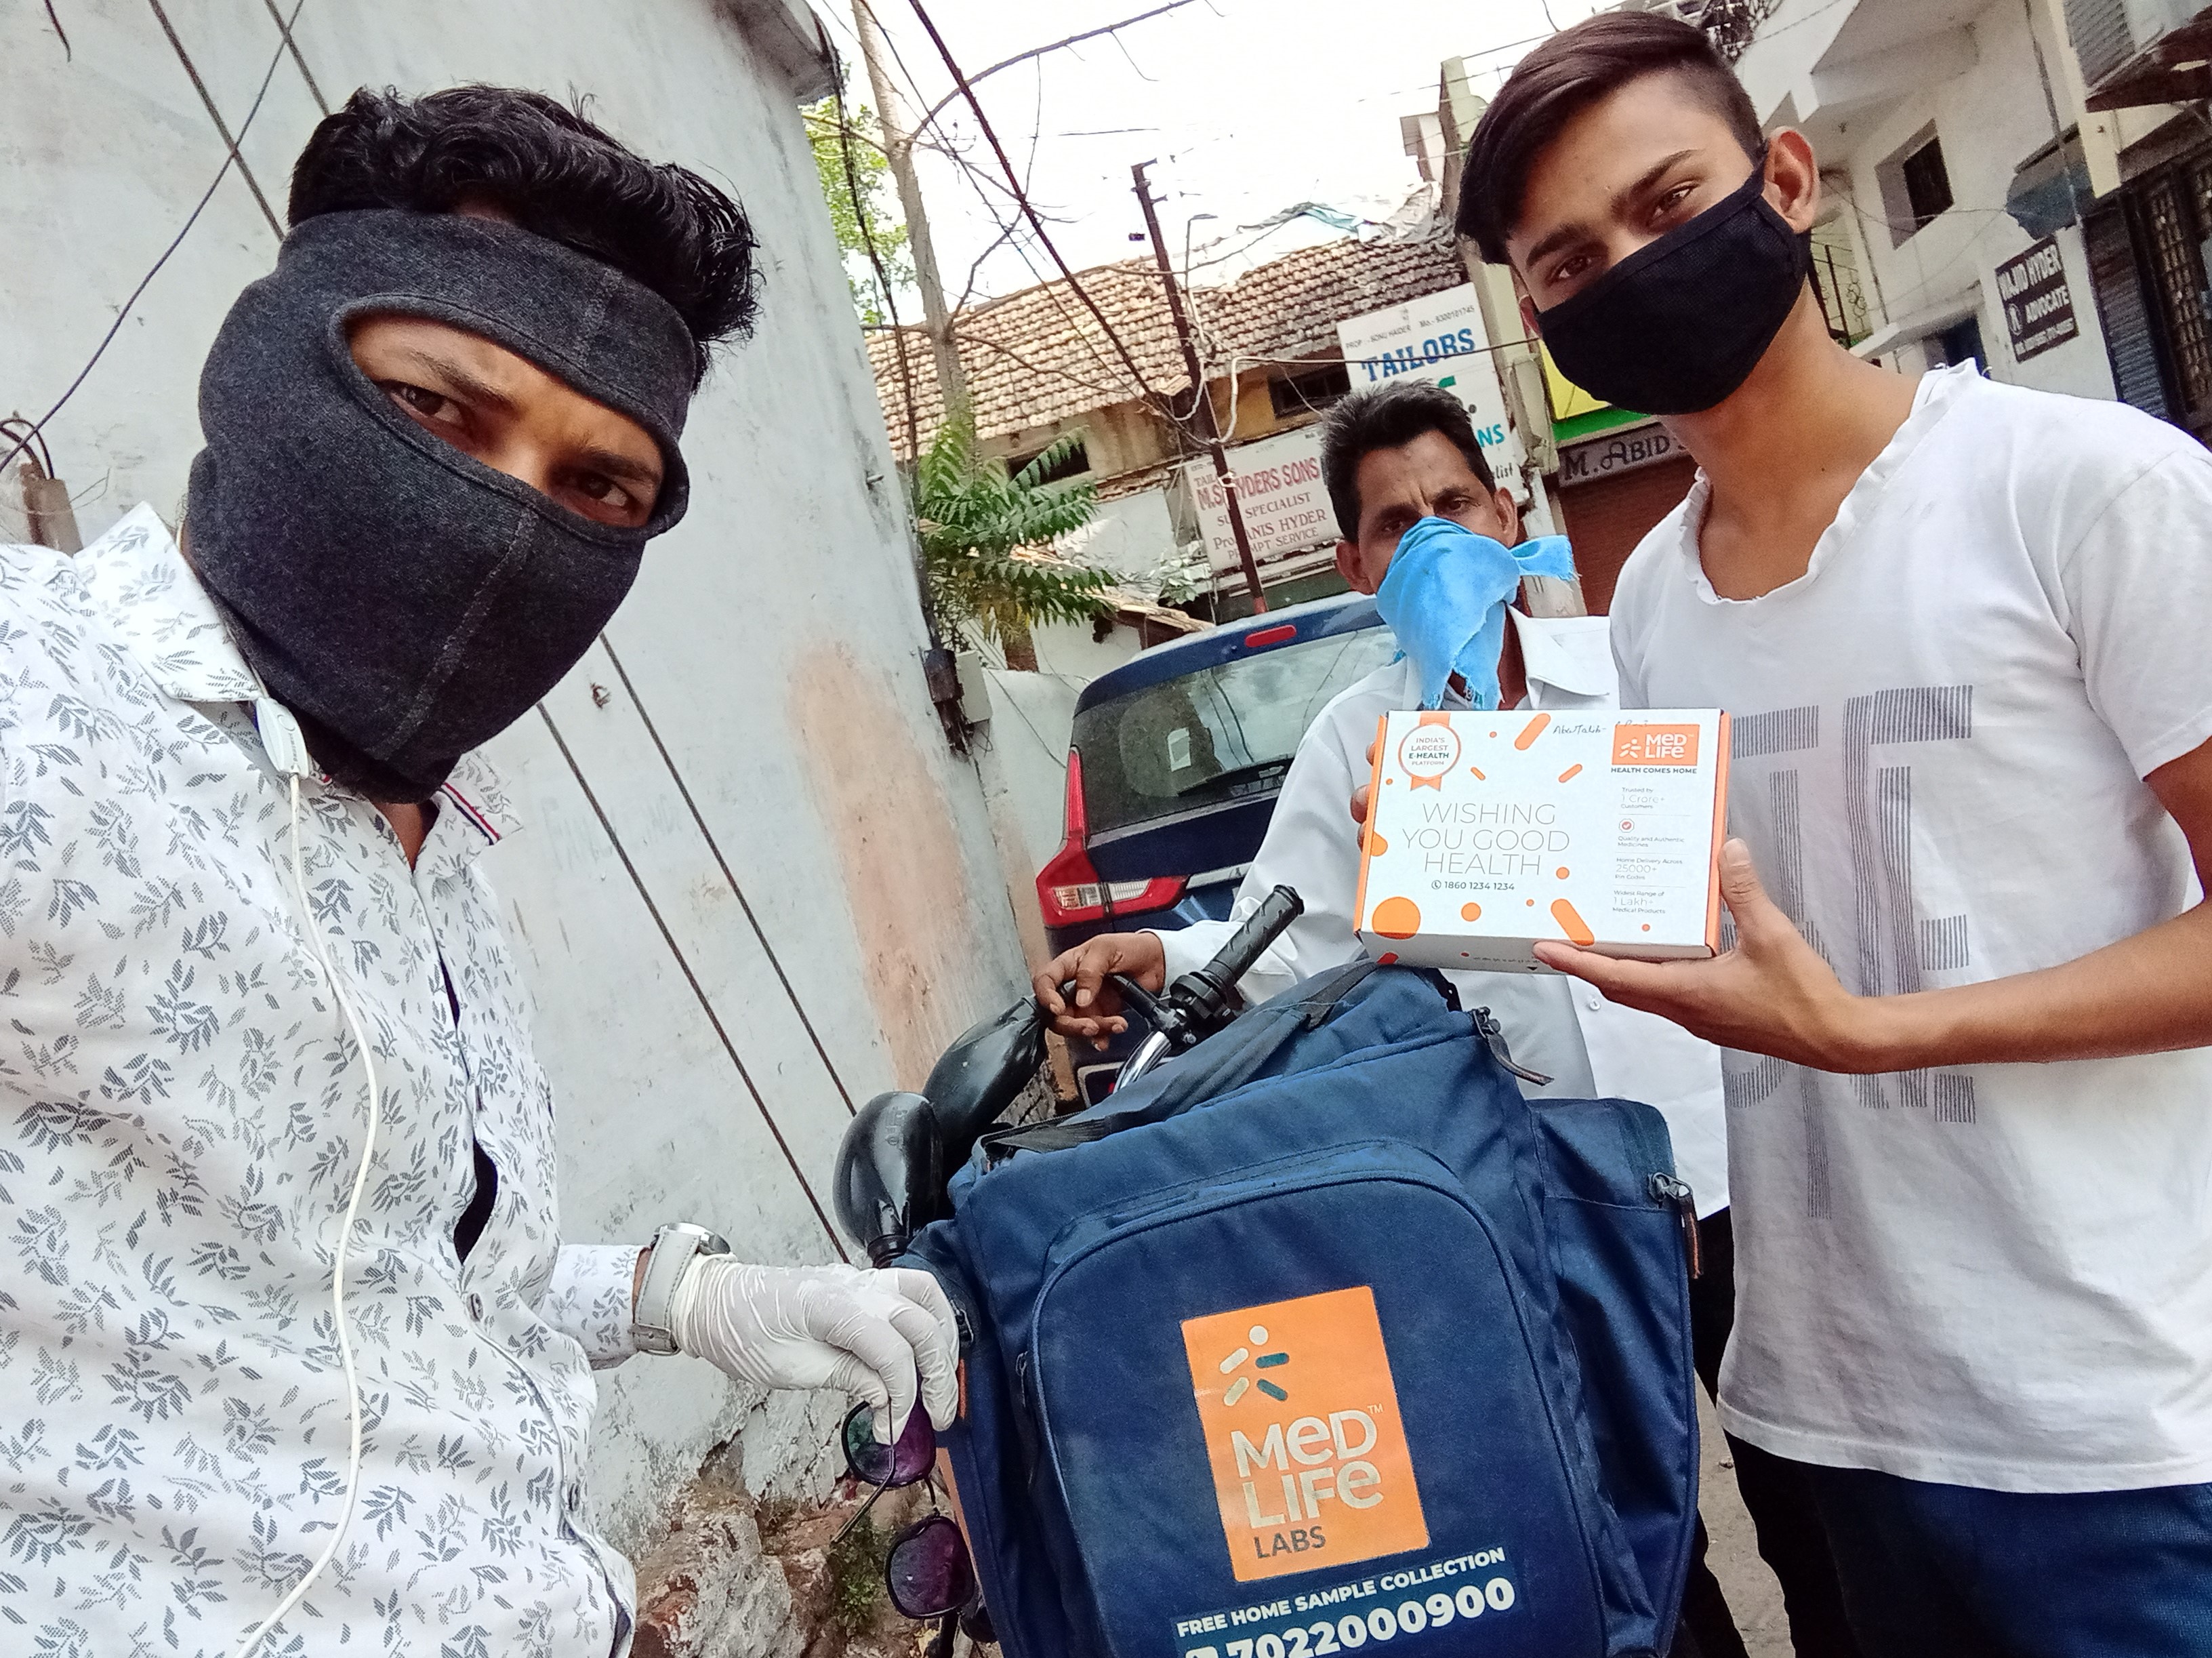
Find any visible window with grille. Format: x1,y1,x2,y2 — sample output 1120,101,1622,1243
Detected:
1268,363,1351,420
2139,171,2212,412
1901,140,1953,230
1875,127,1954,246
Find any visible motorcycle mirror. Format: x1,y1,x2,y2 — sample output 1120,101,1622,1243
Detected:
924,1001,1047,1172
834,1091,943,1266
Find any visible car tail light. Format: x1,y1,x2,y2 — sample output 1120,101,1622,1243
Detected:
1036,750,1186,927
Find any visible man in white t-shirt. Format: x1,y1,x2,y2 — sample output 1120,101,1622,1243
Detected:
1034,381,1828,1658
1457,14,2212,1655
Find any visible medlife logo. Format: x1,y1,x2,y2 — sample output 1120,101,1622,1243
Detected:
1183,1287,1429,1582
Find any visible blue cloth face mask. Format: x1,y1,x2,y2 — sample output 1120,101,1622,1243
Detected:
1373,517,1577,710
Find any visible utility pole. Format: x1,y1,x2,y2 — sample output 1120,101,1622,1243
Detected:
1132,161,1267,611
853,1,968,417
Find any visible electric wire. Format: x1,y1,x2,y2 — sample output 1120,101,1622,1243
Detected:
909,0,1202,140
0,419,55,479
230,771,384,1658
260,0,329,115
596,634,857,1114
536,705,850,1259
903,0,1172,413
0,0,307,483
827,29,924,459
147,0,284,237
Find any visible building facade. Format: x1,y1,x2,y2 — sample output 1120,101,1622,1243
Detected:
866,228,1548,619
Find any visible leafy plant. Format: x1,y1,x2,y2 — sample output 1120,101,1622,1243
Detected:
1145,541,1211,608
825,1511,888,1636
913,407,1113,647
803,96,914,327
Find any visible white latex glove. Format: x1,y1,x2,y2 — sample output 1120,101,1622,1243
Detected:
668,1259,959,1438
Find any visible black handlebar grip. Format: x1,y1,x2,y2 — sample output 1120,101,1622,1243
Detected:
1196,885,1305,994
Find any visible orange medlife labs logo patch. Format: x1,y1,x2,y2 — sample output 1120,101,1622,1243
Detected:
1182,1287,1429,1582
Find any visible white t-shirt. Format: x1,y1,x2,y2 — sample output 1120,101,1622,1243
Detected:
1610,364,2212,1492
1155,620,1729,1218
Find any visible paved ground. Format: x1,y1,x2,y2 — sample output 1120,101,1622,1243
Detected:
1698,1388,1793,1657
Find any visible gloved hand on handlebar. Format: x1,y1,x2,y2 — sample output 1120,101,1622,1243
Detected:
1033,932,1167,1049
670,1259,960,1438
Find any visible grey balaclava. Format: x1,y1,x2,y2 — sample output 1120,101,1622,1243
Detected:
186,208,697,801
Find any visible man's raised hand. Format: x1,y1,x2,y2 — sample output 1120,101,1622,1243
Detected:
1032,931,1168,1049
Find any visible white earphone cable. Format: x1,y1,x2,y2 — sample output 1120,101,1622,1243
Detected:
230,771,384,1657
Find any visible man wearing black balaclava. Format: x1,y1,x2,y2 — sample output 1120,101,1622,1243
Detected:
0,88,953,1657
1460,15,2212,1658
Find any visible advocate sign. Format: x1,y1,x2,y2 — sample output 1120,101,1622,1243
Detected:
1995,237,2078,363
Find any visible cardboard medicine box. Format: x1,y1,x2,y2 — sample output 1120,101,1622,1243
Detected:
1355,708,1730,972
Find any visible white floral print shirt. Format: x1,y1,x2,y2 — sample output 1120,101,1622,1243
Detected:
0,506,647,1657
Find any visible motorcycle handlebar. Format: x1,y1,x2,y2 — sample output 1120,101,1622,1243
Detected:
1194,884,1305,996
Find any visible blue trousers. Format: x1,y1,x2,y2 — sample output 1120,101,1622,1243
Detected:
1795,1459,2212,1657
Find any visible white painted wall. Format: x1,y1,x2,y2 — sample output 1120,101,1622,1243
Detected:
977,668,1084,890
1836,1,2114,397
1742,0,2118,400
1061,485,1181,587
1,0,1029,1571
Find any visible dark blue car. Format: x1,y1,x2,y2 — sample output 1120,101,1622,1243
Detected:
1036,591,1395,1103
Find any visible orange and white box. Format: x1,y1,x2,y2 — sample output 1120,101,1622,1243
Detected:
1355,708,1729,972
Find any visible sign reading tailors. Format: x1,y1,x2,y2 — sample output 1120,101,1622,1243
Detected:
1994,237,2078,362
1335,286,1525,482
1188,424,1335,575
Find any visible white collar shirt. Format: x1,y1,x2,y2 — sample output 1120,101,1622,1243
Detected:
0,506,645,1657
1154,613,1729,1216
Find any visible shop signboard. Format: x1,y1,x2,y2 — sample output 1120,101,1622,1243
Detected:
1335,286,1524,481
1187,424,1336,575
1994,236,2078,362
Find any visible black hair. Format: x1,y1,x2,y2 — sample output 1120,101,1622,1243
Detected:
1320,382,1497,542
289,86,759,386
1457,14,1763,264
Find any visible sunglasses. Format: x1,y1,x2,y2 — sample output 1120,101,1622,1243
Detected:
835,1402,981,1624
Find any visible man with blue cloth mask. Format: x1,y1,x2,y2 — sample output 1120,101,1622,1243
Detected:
1035,379,1839,1658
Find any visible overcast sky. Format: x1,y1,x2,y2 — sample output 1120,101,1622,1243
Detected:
825,0,1620,309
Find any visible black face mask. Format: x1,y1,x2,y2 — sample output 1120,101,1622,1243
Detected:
186,209,697,801
1534,163,1811,417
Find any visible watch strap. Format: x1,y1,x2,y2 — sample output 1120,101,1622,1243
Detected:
632,1222,730,1356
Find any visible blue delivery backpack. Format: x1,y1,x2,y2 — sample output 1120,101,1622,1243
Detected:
901,961,1700,1658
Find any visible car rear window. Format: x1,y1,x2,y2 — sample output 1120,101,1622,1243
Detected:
1073,626,1399,838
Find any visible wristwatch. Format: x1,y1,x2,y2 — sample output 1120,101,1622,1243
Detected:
631,1221,731,1356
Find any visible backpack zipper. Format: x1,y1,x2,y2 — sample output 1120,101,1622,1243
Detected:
1649,1173,1702,1280
1473,1006,1554,1087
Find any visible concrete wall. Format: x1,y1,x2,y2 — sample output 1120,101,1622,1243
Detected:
1835,0,2114,397
1,0,1029,1573
1742,0,2117,400
975,667,1086,902
1061,485,1181,587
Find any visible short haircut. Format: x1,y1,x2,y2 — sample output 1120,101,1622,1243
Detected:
1457,14,1763,265
1319,381,1496,541
289,86,759,386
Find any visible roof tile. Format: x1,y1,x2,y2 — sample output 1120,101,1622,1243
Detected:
867,229,1469,458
